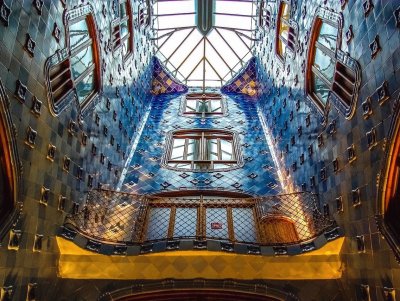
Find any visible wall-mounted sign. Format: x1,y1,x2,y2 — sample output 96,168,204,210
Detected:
211,222,223,229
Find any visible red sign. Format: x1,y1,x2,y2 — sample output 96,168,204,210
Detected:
211,222,223,229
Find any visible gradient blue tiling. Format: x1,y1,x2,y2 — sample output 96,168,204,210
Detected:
121,86,282,196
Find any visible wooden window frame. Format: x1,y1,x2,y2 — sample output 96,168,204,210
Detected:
181,93,226,118
112,0,134,62
306,7,360,119
44,5,102,117
162,129,243,172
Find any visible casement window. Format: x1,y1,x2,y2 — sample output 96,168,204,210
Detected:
139,0,151,27
306,7,360,118
111,0,133,60
45,5,101,116
164,130,242,171
276,1,296,59
258,0,264,27
182,93,224,117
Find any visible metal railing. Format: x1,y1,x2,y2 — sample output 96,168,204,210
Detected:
63,189,336,250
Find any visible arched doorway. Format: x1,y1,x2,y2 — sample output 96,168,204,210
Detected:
0,79,21,240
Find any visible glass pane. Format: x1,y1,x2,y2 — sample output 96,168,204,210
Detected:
313,47,335,82
317,22,338,52
171,138,185,160
220,139,233,160
174,208,197,237
210,99,222,113
197,100,209,113
70,45,93,79
120,1,128,18
185,99,197,112
121,20,129,38
146,208,170,240
279,19,289,41
186,138,199,160
313,73,330,105
277,38,286,56
69,18,90,51
280,3,290,21
122,38,130,57
206,139,219,161
232,208,257,243
76,71,95,104
206,208,228,239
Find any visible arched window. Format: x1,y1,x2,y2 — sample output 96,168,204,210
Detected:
112,0,134,61
306,7,360,119
378,105,400,261
163,129,242,171
276,1,296,60
45,5,101,116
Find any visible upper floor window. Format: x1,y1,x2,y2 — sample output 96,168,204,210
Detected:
164,129,242,171
276,1,296,60
139,0,151,27
182,93,225,117
45,5,101,116
258,0,264,27
306,7,360,119
112,0,133,61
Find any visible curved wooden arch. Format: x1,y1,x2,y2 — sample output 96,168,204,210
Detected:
260,215,299,244
0,78,22,239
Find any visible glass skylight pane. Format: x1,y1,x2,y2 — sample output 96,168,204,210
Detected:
156,0,195,15
205,41,230,78
205,60,221,81
207,30,239,69
215,1,253,15
169,30,203,68
178,45,204,78
215,15,252,31
217,29,249,58
158,14,194,29
158,28,194,58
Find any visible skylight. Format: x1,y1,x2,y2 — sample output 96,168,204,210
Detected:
153,0,257,91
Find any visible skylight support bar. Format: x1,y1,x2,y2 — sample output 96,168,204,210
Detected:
214,12,255,18
185,58,204,82
214,28,242,63
155,12,195,17
205,37,234,76
205,57,223,81
165,27,196,63
175,36,205,72
155,26,196,31
234,30,251,51
203,39,206,91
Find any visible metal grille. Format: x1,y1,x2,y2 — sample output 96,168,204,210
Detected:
64,189,334,246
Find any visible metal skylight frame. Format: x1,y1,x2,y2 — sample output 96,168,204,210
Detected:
152,0,258,91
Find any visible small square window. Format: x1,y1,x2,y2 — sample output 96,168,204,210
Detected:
181,93,225,118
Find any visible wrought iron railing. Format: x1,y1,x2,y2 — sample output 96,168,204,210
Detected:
62,189,338,254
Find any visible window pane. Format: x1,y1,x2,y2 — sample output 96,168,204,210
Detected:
206,139,219,161
122,38,130,57
220,139,233,160
121,20,129,38
197,100,209,113
279,20,289,40
186,139,199,160
171,139,185,160
277,38,286,56
69,19,90,51
280,3,290,21
76,71,95,104
120,2,128,18
70,45,93,79
313,47,335,82
210,100,222,113
313,73,330,105
317,22,337,52
185,99,197,112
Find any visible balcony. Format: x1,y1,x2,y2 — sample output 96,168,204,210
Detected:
59,189,340,256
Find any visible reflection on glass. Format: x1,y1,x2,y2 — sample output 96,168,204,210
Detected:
120,2,127,18
186,139,198,160
76,72,94,104
317,22,337,52
69,19,90,51
313,73,330,105
278,39,286,56
171,139,185,160
71,46,93,79
279,21,289,40
220,139,233,160
313,47,335,82
281,3,290,20
208,140,219,161
121,20,129,38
